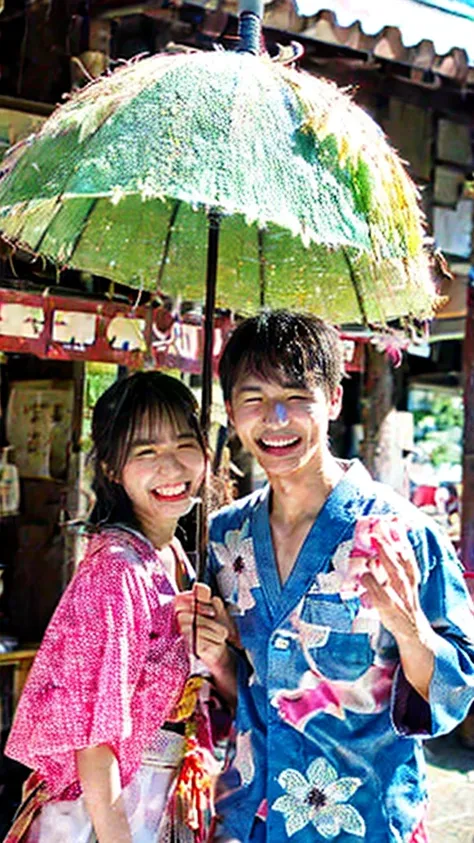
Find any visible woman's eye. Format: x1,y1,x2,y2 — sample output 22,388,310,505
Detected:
136,448,155,458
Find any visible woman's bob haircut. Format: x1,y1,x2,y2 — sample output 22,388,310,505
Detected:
89,371,206,528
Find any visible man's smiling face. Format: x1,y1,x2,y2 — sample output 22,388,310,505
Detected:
228,373,342,479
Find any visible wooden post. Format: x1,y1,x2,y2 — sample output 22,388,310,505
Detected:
360,345,395,482
461,270,474,570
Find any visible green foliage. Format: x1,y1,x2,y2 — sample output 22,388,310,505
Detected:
412,390,463,473
432,395,463,430
413,395,463,434
428,441,461,468
85,363,117,409
81,363,118,454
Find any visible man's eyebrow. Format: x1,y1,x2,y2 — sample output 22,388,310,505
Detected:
235,384,263,393
236,381,307,393
281,381,308,390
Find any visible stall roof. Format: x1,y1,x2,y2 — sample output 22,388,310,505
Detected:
293,0,474,64
83,0,474,82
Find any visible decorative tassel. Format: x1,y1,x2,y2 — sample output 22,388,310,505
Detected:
174,731,220,843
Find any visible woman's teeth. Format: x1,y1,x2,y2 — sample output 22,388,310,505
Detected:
152,483,187,497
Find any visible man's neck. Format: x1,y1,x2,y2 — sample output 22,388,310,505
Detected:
266,455,345,586
269,455,344,527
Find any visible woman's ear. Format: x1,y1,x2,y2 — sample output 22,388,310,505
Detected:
225,400,235,428
101,461,118,483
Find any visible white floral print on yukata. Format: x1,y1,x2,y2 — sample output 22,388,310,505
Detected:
211,520,259,615
233,730,255,787
306,541,354,596
272,757,366,839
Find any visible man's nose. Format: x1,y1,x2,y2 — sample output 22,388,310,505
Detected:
264,401,288,426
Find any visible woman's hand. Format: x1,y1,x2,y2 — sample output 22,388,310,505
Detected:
174,583,238,706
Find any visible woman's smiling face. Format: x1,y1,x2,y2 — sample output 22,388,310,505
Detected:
228,373,342,479
120,412,206,525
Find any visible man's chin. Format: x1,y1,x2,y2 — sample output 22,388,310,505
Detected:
255,452,305,477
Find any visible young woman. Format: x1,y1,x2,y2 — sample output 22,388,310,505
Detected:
4,371,231,843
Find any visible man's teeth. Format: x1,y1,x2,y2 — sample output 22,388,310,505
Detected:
153,483,186,497
260,436,299,448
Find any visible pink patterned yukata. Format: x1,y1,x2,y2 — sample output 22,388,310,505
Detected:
5,526,215,843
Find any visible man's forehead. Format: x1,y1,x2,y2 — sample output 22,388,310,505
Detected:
232,373,309,393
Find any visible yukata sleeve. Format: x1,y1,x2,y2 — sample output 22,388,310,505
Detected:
6,540,153,791
75,553,153,748
392,524,474,738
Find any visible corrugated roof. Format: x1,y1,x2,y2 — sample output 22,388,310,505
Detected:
293,0,474,63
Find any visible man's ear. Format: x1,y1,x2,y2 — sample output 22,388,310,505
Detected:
328,385,343,421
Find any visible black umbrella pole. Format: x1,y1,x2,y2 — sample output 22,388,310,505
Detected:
200,210,221,435
237,0,263,54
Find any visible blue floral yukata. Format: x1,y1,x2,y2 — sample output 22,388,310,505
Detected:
208,460,474,843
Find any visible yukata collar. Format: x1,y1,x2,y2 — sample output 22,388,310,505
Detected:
105,521,156,553
250,459,375,622
98,522,178,575
104,523,193,589
257,458,374,522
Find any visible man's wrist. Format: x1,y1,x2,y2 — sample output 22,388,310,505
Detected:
396,614,437,652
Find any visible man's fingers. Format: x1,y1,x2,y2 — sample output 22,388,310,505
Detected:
361,571,407,615
174,590,194,608
371,535,419,603
368,553,408,601
176,611,228,640
376,522,420,587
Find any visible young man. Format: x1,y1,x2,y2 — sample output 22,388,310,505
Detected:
176,311,474,843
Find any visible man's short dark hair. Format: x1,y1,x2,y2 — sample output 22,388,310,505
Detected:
218,310,345,403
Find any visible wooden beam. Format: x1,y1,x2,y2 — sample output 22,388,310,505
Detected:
0,95,53,117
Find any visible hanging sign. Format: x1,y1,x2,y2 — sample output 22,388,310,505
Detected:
0,288,365,373
0,288,233,374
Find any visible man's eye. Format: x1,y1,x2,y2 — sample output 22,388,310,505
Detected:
244,396,262,404
288,394,309,401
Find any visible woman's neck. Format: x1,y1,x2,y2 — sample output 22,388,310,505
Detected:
135,512,178,550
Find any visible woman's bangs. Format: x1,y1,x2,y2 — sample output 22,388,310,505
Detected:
112,388,202,472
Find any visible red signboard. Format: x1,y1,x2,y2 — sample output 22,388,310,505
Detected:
0,287,233,374
0,287,365,374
